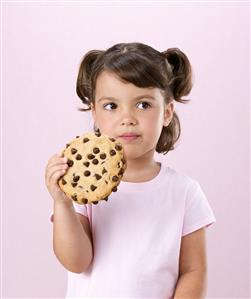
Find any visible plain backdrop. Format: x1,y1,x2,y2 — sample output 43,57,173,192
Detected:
2,1,250,298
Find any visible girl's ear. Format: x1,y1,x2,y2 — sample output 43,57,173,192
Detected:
163,101,174,127
91,103,97,123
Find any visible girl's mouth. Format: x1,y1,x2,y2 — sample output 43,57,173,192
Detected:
119,133,140,142
120,135,139,141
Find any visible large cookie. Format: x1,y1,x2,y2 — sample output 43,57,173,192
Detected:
58,131,127,205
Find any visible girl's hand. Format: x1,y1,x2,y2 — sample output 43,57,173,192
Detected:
45,152,72,204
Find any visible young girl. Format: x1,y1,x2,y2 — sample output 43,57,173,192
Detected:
45,42,216,298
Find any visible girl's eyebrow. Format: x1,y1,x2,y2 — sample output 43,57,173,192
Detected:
97,94,156,103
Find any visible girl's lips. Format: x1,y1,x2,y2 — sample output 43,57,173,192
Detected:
119,135,139,141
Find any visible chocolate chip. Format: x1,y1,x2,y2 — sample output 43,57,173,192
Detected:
81,198,88,204
93,201,99,204
118,168,124,176
71,194,78,201
62,179,67,185
84,170,91,176
83,161,90,167
100,153,106,159
67,159,74,167
90,185,97,191
102,168,107,174
112,186,117,192
112,175,119,182
76,136,80,138
66,144,70,148
103,197,108,201
87,154,95,160
115,144,122,151
71,182,78,187
93,147,100,154
110,149,116,156
95,174,102,180
92,159,99,165
76,154,82,160
105,180,108,184
121,157,126,164
95,131,101,137
73,175,80,182
83,138,90,143
109,137,115,142
71,148,77,154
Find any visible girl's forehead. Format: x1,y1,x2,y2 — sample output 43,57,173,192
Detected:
96,70,125,87
95,70,163,100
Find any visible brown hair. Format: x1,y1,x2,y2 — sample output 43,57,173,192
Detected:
76,42,193,154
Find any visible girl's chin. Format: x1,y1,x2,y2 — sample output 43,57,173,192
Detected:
122,148,145,161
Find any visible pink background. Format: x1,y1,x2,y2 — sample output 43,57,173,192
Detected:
2,2,250,298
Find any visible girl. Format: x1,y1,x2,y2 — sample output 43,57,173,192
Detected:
45,42,216,298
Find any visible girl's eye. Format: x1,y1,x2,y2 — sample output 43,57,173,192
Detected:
137,102,151,109
103,103,117,110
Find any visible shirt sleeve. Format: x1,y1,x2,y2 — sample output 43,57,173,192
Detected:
49,201,88,222
182,180,216,236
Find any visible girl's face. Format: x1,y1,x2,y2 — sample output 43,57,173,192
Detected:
91,70,174,161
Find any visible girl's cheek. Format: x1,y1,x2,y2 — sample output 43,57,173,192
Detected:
98,116,113,130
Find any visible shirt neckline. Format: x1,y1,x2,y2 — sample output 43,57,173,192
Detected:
117,162,170,192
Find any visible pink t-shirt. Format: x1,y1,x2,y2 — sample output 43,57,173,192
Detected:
53,163,216,298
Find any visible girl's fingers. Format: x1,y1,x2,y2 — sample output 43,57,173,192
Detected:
46,164,67,184
46,169,68,199
50,168,67,184
47,159,68,171
56,151,64,158
46,156,68,172
45,169,66,189
46,153,66,167
45,153,71,201
45,154,68,188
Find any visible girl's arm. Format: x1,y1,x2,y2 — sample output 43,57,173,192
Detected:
46,153,93,273
53,199,93,273
173,228,207,298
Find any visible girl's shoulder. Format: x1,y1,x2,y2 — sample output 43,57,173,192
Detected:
162,164,195,184
161,164,201,193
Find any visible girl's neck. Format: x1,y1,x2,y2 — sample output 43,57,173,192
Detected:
121,158,161,183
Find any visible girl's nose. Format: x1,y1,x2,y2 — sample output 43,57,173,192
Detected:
121,120,136,126
120,112,137,126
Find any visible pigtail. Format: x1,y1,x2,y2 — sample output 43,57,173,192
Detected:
77,50,104,111
155,48,193,154
162,48,193,104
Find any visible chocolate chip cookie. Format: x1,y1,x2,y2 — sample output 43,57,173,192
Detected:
58,131,127,204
